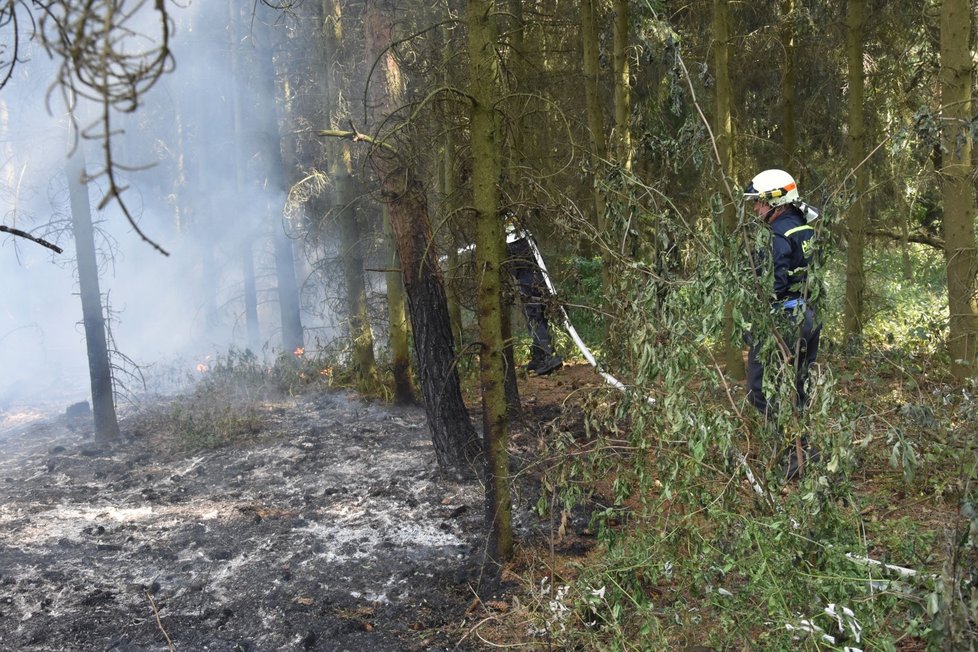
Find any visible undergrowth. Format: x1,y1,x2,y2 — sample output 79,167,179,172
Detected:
506,196,977,650
136,347,345,453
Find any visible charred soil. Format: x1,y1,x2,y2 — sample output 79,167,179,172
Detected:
0,389,498,651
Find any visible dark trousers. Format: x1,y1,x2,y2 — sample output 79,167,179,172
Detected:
747,306,820,418
507,238,556,361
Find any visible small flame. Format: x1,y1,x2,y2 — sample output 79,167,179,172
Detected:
294,346,305,358
320,366,333,378
196,363,208,373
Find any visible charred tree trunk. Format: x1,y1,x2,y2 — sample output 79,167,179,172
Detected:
499,237,520,418
376,160,480,471
65,146,119,442
365,0,480,475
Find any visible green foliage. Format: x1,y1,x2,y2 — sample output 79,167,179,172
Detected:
820,243,948,355
527,182,974,648
560,254,607,345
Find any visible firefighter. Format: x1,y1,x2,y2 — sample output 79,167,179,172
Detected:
743,169,821,478
503,215,563,376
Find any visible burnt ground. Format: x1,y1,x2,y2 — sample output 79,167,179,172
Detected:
0,364,603,652
0,390,495,652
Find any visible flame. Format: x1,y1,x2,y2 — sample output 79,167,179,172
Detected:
294,346,305,358
320,366,333,378
196,363,208,373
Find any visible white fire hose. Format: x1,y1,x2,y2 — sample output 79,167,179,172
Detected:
446,230,928,590
520,232,767,496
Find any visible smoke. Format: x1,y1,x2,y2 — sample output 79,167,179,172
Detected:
0,2,343,412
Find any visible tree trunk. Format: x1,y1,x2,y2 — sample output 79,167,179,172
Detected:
365,0,480,474
581,0,609,259
227,0,261,351
780,0,796,157
321,0,379,388
440,104,464,349
65,146,119,442
254,15,304,356
714,0,745,379
499,236,521,419
843,0,867,341
383,205,416,404
612,0,632,172
940,0,978,378
336,162,380,390
241,243,260,350
468,0,513,564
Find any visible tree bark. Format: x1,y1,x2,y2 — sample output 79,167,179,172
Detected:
612,0,632,172
468,0,513,564
383,205,416,404
714,0,744,379
843,0,867,341
365,0,480,474
581,0,609,260
940,0,978,378
66,145,120,442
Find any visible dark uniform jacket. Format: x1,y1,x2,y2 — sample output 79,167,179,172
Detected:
768,205,815,303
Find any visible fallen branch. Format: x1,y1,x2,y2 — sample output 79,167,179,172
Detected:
0,225,63,254
145,592,175,652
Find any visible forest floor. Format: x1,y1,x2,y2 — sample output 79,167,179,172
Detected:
0,362,604,652
0,355,959,650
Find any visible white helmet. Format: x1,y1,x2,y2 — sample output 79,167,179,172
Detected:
744,169,799,207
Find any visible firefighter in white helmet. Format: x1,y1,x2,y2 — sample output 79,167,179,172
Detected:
743,169,821,479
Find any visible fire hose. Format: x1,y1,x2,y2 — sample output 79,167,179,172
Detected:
519,231,767,497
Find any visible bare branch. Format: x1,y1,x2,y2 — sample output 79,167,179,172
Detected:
867,228,945,250
0,224,64,253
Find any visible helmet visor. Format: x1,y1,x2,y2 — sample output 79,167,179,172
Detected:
743,181,796,203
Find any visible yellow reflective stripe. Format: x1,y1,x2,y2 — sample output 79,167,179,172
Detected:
784,224,814,237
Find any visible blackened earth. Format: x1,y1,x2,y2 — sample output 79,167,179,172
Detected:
0,391,497,651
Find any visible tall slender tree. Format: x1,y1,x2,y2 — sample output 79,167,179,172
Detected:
227,0,261,350
581,0,609,263
843,0,867,341
253,11,305,356
714,0,744,379
320,0,379,388
780,0,797,158
612,0,632,172
65,142,119,442
383,205,415,404
468,0,513,564
939,0,978,378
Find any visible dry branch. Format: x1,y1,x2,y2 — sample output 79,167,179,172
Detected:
0,225,64,253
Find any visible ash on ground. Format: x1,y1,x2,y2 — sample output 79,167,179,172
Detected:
0,390,493,651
